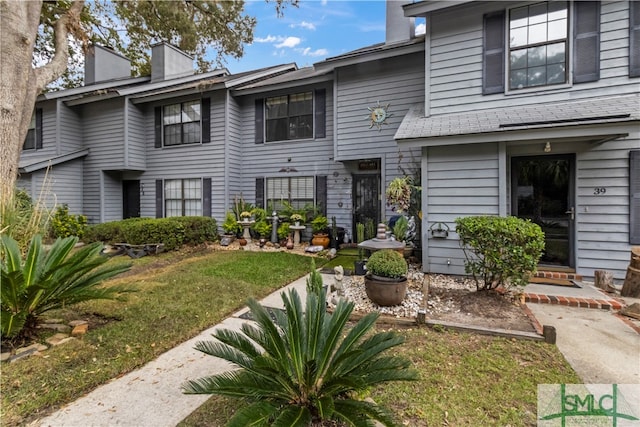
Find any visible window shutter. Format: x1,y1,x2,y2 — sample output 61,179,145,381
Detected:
630,1,640,77
573,1,600,84
483,10,505,95
631,151,640,244
314,89,326,139
154,107,162,148
315,175,327,216
155,180,164,218
202,178,212,217
255,177,265,208
201,98,211,143
35,108,43,149
255,99,264,144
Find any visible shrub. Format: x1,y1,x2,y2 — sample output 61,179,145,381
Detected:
1,189,49,253
251,220,272,239
311,215,328,234
168,216,218,245
392,216,408,242
277,222,290,241
455,215,545,291
366,249,407,279
0,234,131,339
85,217,217,250
222,211,241,236
182,288,417,425
121,218,185,251
50,204,87,239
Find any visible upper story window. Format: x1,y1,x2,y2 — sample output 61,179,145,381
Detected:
483,2,600,95
154,98,210,148
265,92,313,142
509,2,568,90
164,101,201,146
23,109,42,150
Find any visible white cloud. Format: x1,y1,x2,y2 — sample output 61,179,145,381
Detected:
254,35,277,43
415,23,426,35
297,47,329,57
290,21,316,30
321,0,327,5
275,36,301,49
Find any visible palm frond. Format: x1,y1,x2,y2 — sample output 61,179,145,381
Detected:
226,401,279,427
272,405,312,427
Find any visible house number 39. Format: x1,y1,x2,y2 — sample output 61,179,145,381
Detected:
593,187,606,195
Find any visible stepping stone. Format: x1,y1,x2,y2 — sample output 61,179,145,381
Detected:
69,320,88,327
46,333,75,346
38,323,71,332
72,323,89,336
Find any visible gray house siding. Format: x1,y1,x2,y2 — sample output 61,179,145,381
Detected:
59,103,83,153
125,102,147,170
237,83,351,227
334,52,425,222
17,160,84,214
428,1,637,115
81,98,125,223
139,91,225,219
423,143,500,275
19,100,57,163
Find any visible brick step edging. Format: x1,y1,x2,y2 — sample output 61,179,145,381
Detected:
524,293,623,310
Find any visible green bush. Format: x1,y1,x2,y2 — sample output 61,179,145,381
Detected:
277,222,290,240
50,204,88,239
84,217,217,250
168,216,218,245
251,220,272,238
222,211,241,236
0,234,131,339
366,249,407,279
455,215,545,291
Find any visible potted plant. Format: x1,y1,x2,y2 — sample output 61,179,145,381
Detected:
290,213,303,227
310,215,329,248
364,249,408,306
221,212,241,246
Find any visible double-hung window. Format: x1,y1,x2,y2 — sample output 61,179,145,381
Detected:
266,92,313,142
163,101,201,146
509,2,568,90
266,177,314,211
164,178,202,217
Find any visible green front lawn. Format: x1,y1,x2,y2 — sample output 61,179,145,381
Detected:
1,248,315,426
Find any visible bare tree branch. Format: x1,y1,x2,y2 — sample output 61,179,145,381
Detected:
34,0,85,93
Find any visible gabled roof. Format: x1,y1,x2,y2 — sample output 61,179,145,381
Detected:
395,93,640,141
19,149,89,173
232,67,332,94
314,36,425,70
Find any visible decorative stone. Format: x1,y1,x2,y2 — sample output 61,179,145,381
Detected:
1,352,11,362
42,318,64,324
16,343,48,355
46,333,74,346
69,320,88,327
72,323,89,336
220,236,232,246
37,323,71,332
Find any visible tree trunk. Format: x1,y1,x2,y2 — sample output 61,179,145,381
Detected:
0,0,83,206
594,270,614,292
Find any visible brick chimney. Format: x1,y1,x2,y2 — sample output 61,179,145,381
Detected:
386,0,415,44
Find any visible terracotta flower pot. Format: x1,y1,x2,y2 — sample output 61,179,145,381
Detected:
311,233,330,249
238,237,247,246
364,274,408,306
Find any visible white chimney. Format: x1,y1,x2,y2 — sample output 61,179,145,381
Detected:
151,43,194,82
85,45,131,85
386,0,415,44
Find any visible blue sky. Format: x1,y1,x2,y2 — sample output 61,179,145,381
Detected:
222,0,425,73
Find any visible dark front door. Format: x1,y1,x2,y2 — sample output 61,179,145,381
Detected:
123,180,141,219
352,174,380,239
511,155,575,267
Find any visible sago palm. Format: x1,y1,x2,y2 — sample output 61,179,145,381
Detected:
182,288,417,426
1,234,132,339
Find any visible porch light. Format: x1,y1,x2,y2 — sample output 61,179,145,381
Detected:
544,142,552,153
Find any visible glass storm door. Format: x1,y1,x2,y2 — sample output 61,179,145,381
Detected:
511,155,574,267
352,174,380,239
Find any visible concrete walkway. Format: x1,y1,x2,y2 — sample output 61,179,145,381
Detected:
36,278,639,426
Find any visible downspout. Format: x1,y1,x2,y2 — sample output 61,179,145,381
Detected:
333,72,338,162
124,97,129,168
55,100,61,156
424,15,431,118
224,91,229,218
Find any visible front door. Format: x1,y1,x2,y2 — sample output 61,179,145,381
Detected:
352,174,380,239
123,180,141,219
511,155,575,267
